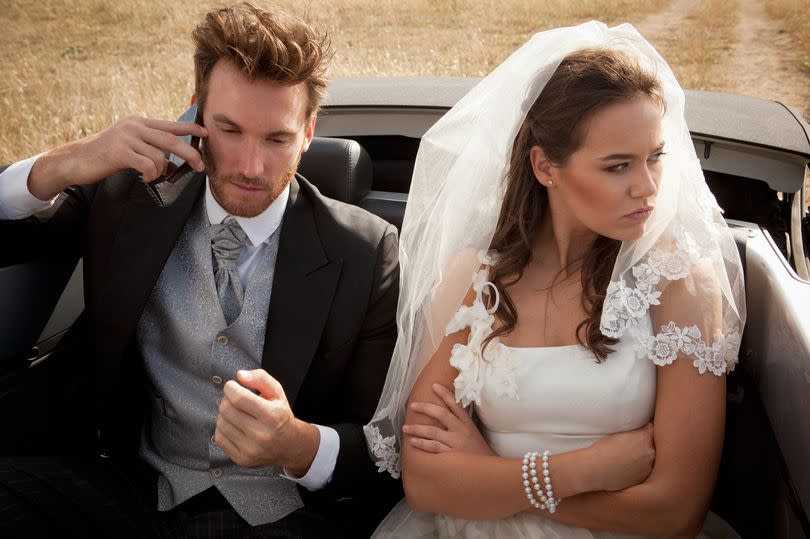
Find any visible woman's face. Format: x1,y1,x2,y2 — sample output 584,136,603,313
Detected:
532,97,664,242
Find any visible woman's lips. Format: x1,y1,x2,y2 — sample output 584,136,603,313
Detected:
624,207,654,220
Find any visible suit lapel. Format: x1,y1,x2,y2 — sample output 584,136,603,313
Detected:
97,171,205,361
262,178,343,405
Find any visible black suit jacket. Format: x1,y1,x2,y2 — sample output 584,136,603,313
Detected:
0,166,402,531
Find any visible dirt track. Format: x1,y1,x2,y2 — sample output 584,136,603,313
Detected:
637,0,809,114
637,0,810,199
636,0,696,61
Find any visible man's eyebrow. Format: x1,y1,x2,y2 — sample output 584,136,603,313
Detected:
600,143,665,161
212,113,239,127
265,129,297,138
211,113,296,137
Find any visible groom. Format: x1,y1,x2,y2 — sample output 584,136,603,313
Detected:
0,2,399,537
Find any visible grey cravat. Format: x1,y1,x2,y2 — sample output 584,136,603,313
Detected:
210,216,248,325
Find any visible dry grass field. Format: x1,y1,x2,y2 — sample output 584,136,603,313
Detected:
633,0,738,90
1,0,809,179
766,0,810,77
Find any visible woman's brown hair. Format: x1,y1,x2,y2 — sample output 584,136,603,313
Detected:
192,2,334,121
485,48,664,361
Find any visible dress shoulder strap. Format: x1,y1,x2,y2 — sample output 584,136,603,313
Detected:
445,249,517,406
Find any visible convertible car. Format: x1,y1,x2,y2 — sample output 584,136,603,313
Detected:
1,77,808,538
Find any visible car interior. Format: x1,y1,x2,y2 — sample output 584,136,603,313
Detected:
1,127,808,537
300,135,810,538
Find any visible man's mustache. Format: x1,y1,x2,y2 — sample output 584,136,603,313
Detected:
218,174,264,187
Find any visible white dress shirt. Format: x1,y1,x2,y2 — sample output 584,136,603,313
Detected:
0,154,53,219
0,158,339,490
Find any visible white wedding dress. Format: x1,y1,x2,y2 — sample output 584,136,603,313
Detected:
372,257,739,539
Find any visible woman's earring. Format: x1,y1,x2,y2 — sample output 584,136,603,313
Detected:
548,180,554,187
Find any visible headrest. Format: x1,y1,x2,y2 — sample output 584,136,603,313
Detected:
297,137,372,204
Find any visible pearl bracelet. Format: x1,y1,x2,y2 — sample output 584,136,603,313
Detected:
521,452,542,509
540,450,558,513
521,450,559,513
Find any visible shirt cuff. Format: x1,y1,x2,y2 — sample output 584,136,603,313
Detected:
280,425,339,491
0,153,56,220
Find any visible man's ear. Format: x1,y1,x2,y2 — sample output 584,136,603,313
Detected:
529,146,559,187
301,115,317,152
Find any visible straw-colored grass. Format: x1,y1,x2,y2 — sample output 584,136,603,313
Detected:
643,0,739,91
308,0,672,77
2,0,809,174
765,0,810,76
2,0,671,162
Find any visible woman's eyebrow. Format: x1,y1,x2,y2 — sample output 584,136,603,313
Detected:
600,153,635,161
599,143,665,161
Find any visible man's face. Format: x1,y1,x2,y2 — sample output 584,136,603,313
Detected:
200,59,315,217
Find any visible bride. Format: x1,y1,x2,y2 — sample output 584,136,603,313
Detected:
364,21,745,539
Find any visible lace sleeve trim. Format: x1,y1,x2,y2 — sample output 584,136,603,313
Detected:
447,249,519,407
602,223,742,376
637,322,740,375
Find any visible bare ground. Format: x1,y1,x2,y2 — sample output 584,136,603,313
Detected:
637,0,810,198
635,0,696,52
637,0,809,114
723,0,809,113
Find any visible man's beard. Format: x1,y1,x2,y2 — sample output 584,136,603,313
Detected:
201,140,300,218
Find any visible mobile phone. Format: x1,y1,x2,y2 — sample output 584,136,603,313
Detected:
159,102,202,184
144,103,201,205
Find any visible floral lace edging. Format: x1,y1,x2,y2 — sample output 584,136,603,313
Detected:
364,424,401,478
447,250,518,407
601,225,701,339
601,223,742,376
637,321,741,376
363,250,517,479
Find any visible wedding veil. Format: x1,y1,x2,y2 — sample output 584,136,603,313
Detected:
363,21,746,478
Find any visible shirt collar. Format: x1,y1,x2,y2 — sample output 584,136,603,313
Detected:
204,178,289,247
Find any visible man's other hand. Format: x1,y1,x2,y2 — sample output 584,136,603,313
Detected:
214,369,320,477
27,116,208,201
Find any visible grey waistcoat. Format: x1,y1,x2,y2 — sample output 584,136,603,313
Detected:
136,197,303,526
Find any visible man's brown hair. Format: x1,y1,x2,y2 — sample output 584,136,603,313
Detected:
192,2,333,120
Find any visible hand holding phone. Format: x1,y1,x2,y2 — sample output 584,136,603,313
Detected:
27,111,207,202
152,103,205,186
